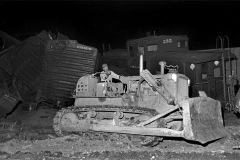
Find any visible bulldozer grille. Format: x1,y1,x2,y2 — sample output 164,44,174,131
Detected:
177,76,188,98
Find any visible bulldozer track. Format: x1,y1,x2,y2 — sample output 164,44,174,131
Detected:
53,105,162,147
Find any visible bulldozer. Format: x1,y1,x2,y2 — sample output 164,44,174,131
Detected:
53,61,227,146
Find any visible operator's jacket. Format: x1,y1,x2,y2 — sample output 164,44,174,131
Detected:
100,70,120,83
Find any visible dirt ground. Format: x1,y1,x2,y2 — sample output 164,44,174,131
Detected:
0,105,240,160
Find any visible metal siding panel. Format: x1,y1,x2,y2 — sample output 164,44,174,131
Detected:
178,77,188,99
0,35,98,104
0,35,47,98
0,89,20,117
39,40,98,102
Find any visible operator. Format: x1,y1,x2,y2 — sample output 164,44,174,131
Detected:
100,63,121,83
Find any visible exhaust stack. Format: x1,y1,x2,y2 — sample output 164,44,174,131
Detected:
140,54,143,74
159,61,166,74
138,46,144,75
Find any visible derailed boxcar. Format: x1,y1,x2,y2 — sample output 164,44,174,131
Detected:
37,40,98,106
0,31,98,111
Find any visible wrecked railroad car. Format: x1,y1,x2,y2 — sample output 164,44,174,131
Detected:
0,31,98,113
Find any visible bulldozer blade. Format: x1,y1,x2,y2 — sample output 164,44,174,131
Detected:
184,97,228,144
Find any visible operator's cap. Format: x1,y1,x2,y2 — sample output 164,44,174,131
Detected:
102,63,108,68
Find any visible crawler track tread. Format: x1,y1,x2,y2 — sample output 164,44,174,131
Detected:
53,105,161,147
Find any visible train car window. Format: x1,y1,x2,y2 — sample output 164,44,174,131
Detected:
129,46,134,57
214,68,221,77
177,40,188,48
147,44,158,52
139,46,144,54
201,63,208,81
144,61,147,69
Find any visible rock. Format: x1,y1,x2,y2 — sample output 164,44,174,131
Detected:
0,151,10,159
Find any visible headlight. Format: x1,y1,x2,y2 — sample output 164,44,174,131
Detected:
171,73,177,82
188,79,190,86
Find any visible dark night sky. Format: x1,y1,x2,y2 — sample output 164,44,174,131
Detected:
1,1,240,51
